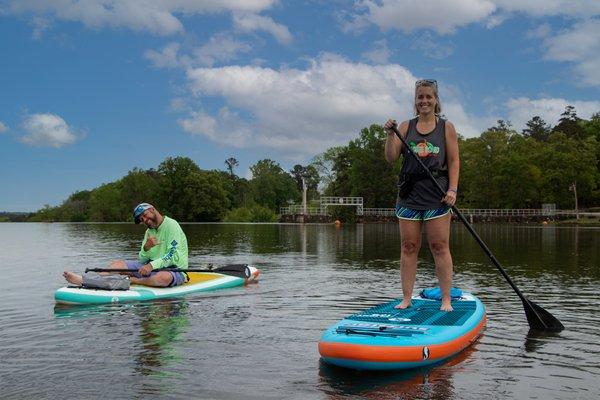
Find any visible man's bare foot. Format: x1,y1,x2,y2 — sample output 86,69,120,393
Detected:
63,271,83,286
440,300,453,312
395,299,412,309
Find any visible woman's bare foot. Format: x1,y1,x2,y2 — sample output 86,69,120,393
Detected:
440,300,453,312
63,271,83,286
395,299,412,309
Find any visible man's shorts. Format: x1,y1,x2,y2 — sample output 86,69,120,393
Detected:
125,261,187,287
396,205,451,221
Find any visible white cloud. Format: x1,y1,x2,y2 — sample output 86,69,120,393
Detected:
493,0,600,18
350,1,600,34
29,15,52,39
411,34,454,59
352,0,497,34
0,121,8,133
169,97,189,112
19,113,80,148
145,42,182,68
193,33,252,66
180,56,487,156
178,107,253,146
526,23,551,39
145,34,252,69
506,97,600,130
6,0,278,36
233,13,293,44
542,19,600,86
361,39,392,64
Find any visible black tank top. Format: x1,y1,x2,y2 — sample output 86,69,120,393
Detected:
397,117,449,210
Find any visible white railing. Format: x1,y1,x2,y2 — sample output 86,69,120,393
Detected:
460,209,548,216
320,197,363,205
280,205,325,215
362,208,396,216
280,206,597,217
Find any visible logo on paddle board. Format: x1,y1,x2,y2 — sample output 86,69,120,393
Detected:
422,346,430,360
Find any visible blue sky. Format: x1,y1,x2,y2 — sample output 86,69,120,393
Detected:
1,0,599,211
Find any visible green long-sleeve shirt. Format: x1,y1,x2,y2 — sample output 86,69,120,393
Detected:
138,216,188,270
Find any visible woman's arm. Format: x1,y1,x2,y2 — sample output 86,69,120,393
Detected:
443,121,460,205
384,120,409,163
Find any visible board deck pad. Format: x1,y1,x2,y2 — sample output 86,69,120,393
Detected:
346,299,477,327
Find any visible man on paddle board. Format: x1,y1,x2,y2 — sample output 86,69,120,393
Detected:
63,203,189,287
384,79,460,312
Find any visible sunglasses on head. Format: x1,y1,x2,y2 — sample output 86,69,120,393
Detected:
415,79,438,89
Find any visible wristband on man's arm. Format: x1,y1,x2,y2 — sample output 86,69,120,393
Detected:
448,187,458,193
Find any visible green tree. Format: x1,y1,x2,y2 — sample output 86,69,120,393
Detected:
180,170,230,221
119,168,160,211
60,190,92,221
553,105,586,139
522,116,551,142
250,159,299,211
290,164,320,200
581,112,600,204
88,182,127,221
494,135,543,208
460,129,514,208
313,146,351,196
225,157,239,177
318,125,400,207
538,132,598,208
156,157,202,219
346,124,399,207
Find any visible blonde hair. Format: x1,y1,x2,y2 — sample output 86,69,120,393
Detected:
414,80,442,115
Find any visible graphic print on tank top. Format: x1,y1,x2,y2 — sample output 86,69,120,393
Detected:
408,139,440,158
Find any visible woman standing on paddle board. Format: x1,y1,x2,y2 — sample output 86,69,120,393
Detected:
384,79,460,311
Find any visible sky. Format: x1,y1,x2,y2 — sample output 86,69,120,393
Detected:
0,0,599,212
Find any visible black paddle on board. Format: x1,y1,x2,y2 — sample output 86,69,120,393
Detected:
391,123,564,332
85,264,252,279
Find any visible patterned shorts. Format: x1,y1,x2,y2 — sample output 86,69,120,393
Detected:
396,205,451,221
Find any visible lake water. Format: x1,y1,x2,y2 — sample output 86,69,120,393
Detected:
1,222,599,399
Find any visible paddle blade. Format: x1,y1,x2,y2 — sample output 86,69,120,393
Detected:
522,298,564,332
214,264,251,279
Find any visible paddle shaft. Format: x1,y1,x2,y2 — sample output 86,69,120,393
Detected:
391,124,561,330
85,267,247,275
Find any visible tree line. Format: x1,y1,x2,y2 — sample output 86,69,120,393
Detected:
16,106,600,222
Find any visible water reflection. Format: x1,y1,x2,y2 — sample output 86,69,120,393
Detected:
134,300,190,377
524,329,563,353
54,299,191,386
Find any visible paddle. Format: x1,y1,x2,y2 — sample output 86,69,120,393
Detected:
391,123,564,332
85,264,252,279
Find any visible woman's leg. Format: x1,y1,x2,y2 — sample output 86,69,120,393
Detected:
396,218,423,309
425,213,453,311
